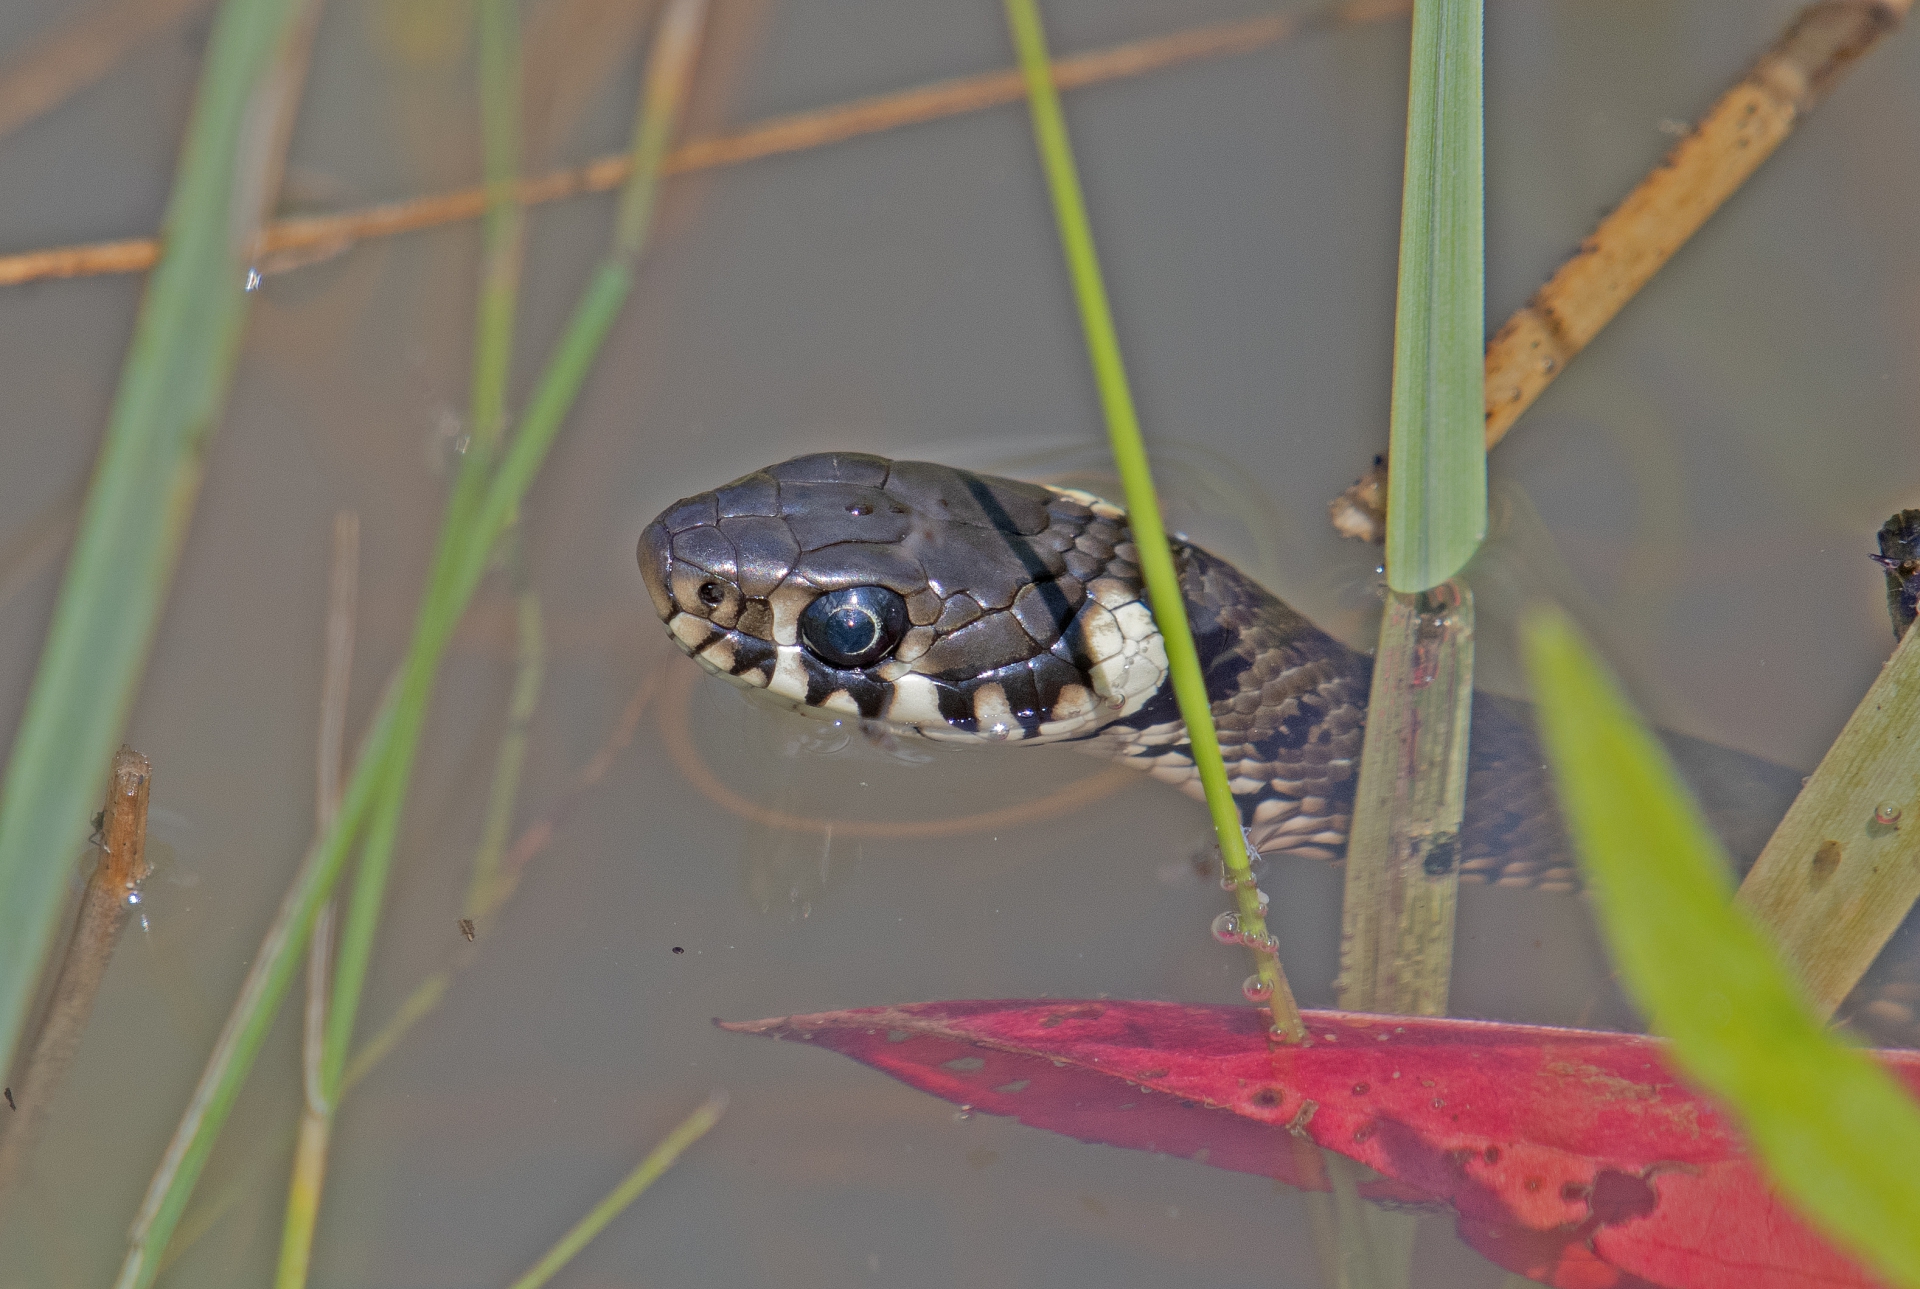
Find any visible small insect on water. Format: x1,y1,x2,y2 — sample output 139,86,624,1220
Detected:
458,918,475,942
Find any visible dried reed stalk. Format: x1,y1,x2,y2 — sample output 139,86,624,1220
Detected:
0,746,151,1196
1331,0,1912,542
1482,0,1913,449
0,0,1410,289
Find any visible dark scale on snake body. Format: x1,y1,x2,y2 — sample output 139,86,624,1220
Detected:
639,451,1920,1049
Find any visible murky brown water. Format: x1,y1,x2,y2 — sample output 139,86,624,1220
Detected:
1,0,1917,1285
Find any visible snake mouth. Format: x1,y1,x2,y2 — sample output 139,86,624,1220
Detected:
635,453,1169,743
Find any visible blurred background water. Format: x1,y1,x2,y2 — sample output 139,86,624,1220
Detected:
0,0,1916,1284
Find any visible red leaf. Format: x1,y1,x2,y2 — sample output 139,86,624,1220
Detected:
721,1000,1920,1289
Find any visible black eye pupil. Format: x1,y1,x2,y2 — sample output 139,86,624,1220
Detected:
697,581,725,607
799,586,909,669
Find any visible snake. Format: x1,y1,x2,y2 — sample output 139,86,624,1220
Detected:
637,451,1920,1046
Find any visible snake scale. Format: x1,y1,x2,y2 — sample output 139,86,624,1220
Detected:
638,452,1920,1047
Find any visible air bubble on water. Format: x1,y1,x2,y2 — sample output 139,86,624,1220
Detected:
244,267,262,292
126,891,141,906
1210,911,1241,944
1242,974,1274,1002
987,722,1011,741
954,1104,973,1121
788,719,851,756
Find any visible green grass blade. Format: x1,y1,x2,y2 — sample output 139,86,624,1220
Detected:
1001,0,1302,1039
0,0,312,1081
1383,0,1485,593
505,1092,727,1289
113,9,707,1281
1521,606,1920,1289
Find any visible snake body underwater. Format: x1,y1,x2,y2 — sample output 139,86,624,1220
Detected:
638,451,1920,1046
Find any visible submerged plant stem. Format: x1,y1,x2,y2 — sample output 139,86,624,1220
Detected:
464,553,546,927
505,1092,728,1289
1338,585,1474,1016
274,510,358,1289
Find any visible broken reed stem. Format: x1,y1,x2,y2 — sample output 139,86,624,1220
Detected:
504,1092,728,1289
1734,589,1920,1017
0,0,1411,290
0,746,151,1196
274,510,358,1289
1001,0,1304,1040
1338,585,1474,1016
1482,0,1911,449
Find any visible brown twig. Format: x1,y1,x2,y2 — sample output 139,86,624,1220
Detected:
0,0,218,143
0,746,151,1196
1484,0,1912,449
1330,0,1913,543
0,0,1410,289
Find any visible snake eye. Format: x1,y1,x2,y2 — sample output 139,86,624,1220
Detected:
798,586,908,669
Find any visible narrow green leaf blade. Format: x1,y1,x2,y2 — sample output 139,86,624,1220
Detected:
1001,0,1303,1037
1384,0,1486,593
1521,606,1920,1289
0,0,311,1079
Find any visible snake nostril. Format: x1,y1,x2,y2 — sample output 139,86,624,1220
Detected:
697,581,726,608
846,502,873,516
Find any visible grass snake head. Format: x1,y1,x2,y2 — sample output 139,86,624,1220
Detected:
638,452,1171,743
